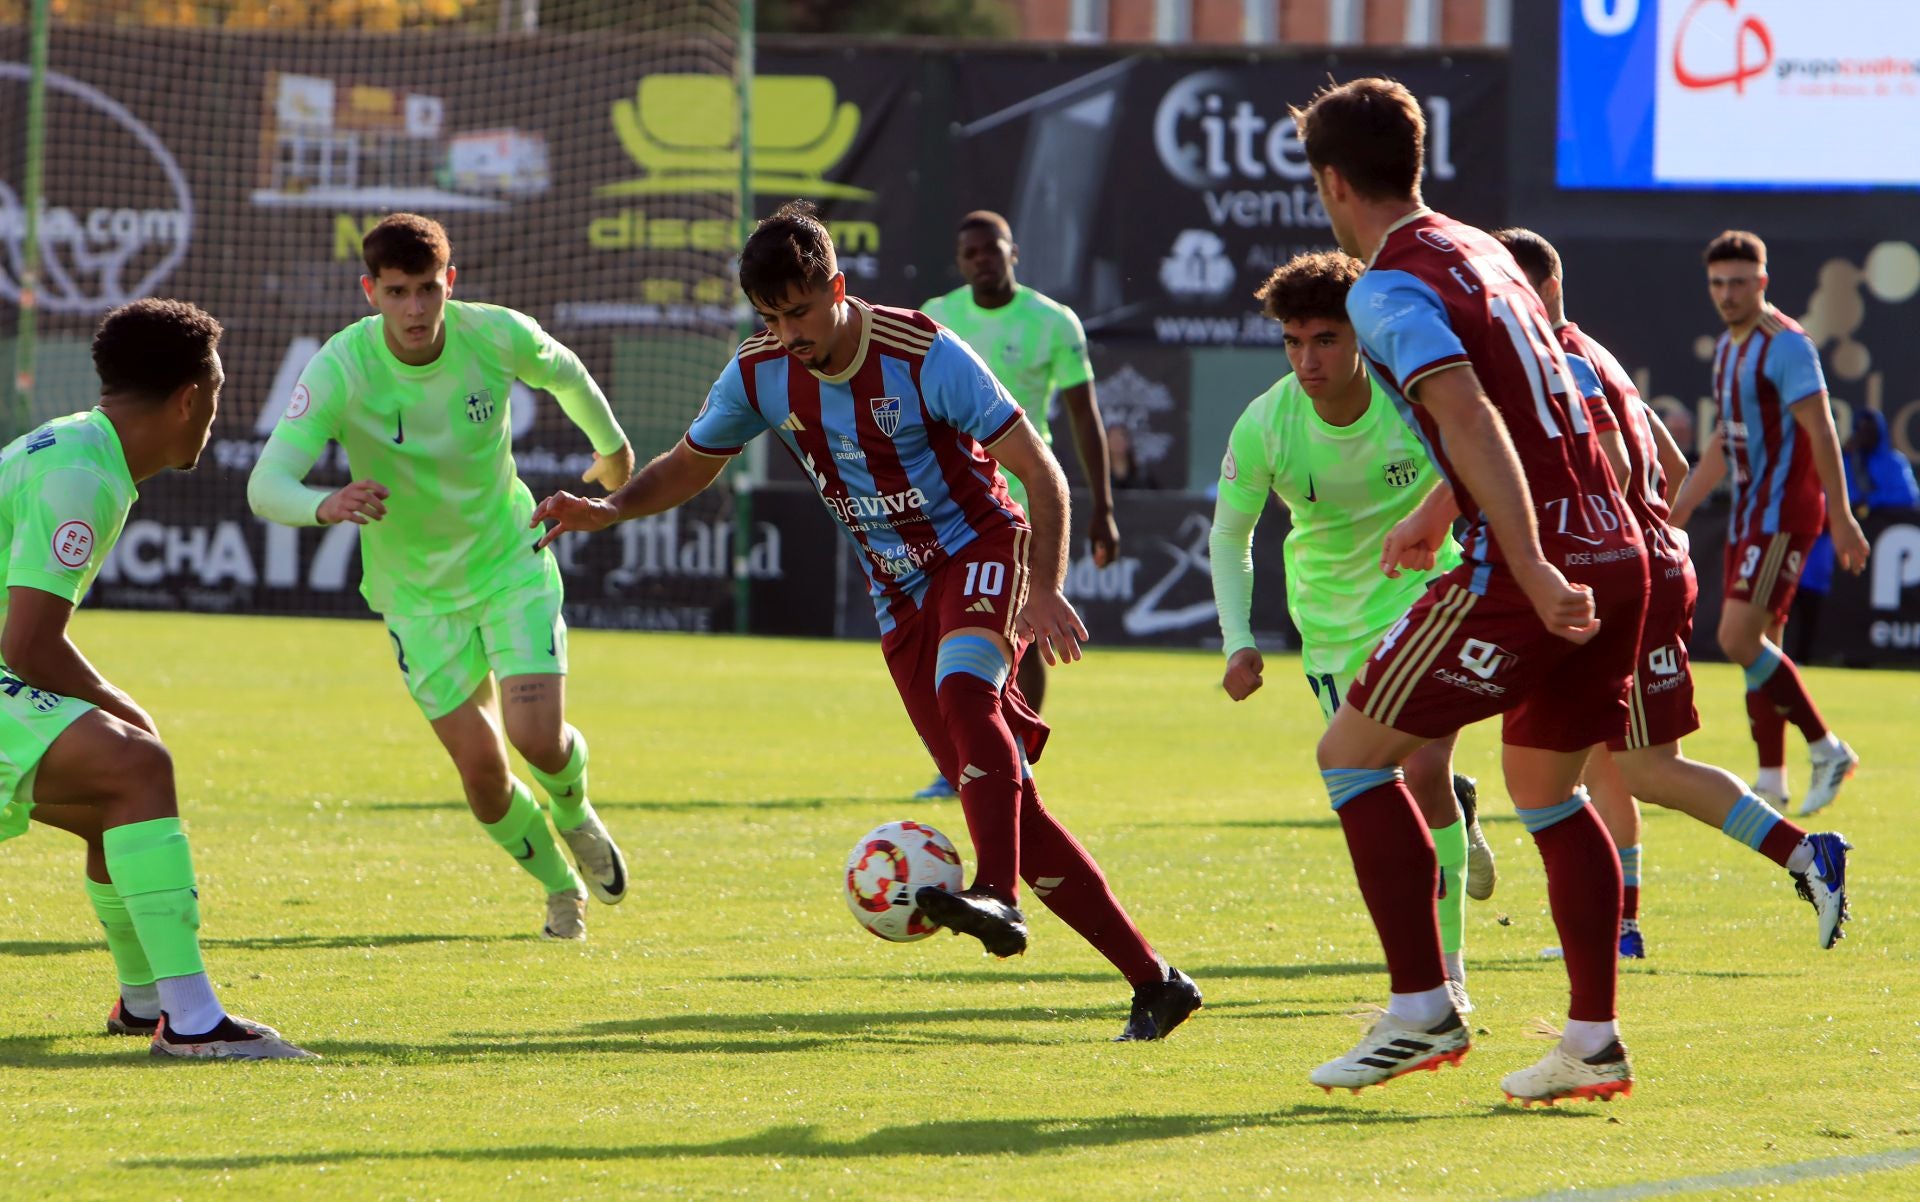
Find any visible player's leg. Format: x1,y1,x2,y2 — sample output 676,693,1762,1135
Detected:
1582,748,1645,958
1404,735,1471,1008
1015,650,1047,714
29,802,159,1032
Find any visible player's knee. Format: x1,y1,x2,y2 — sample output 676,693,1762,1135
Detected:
503,716,565,769
115,732,177,818
450,745,511,803
934,635,1009,716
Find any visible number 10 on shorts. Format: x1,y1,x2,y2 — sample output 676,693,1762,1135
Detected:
962,560,1005,597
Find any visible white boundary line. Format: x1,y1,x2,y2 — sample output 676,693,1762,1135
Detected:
1507,1148,1920,1202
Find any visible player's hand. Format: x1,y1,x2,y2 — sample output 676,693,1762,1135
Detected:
530,490,619,550
1222,647,1264,701
1514,561,1601,645
1088,507,1120,569
317,479,389,526
1380,515,1442,579
1832,513,1870,574
582,442,636,493
1016,588,1090,666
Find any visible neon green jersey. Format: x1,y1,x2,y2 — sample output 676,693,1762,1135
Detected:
0,409,137,632
263,301,623,616
923,284,1092,449
1216,374,1458,654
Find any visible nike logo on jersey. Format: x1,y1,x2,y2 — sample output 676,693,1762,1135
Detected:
392,412,406,445
1305,475,1317,502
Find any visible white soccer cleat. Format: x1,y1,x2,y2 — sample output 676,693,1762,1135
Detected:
559,810,629,905
1465,820,1498,902
542,885,588,940
1501,1038,1632,1107
150,1014,318,1060
1309,1006,1469,1093
1446,978,1475,1016
1792,832,1852,949
1800,741,1859,816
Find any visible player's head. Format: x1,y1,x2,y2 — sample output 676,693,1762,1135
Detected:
1703,230,1768,328
361,213,456,360
1292,78,1424,258
740,200,846,370
955,211,1016,294
1255,251,1366,403
91,298,225,471
1490,227,1565,318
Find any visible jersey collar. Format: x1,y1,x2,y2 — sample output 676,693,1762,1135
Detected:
1365,206,1434,269
87,407,138,494
810,297,874,385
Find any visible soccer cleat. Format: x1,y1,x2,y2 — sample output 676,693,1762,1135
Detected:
1800,741,1859,816
1501,1039,1632,1106
558,811,628,906
1456,773,1498,902
105,997,159,1037
1309,1006,1469,1092
1792,831,1852,949
150,1014,318,1060
1752,782,1791,813
541,885,588,940
914,885,1028,958
913,775,958,801
1445,977,1475,1016
1114,965,1203,1041
1618,919,1646,960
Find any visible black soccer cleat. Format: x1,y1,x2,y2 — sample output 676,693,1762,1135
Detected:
1452,773,1479,827
106,996,160,1036
1114,965,1203,1042
915,885,1028,958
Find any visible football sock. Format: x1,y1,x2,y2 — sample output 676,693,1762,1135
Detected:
1721,791,1808,868
483,780,580,895
1753,647,1830,743
934,635,1022,900
1754,766,1788,799
1388,984,1453,1027
1744,647,1789,774
1561,1017,1621,1059
1618,844,1641,922
1813,731,1844,757
1431,820,1467,958
1323,770,1446,995
1444,951,1465,983
158,973,225,1038
1017,779,1162,987
83,876,156,999
100,819,228,1035
529,726,590,831
1520,795,1621,1023
1785,838,1817,875
121,983,161,1021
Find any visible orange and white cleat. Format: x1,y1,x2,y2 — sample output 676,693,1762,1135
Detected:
1501,1039,1632,1107
1309,1006,1469,1093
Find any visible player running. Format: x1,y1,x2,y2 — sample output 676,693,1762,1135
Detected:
249,213,632,941
1669,231,1867,816
1,299,311,1058
1207,250,1496,1014
914,210,1119,799
1295,78,1648,1106
530,200,1201,1042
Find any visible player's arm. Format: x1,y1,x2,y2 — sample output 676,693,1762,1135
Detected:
1647,407,1690,507
1210,410,1273,700
992,419,1090,665
513,314,633,491
531,440,724,550
1790,391,1869,573
1566,354,1630,485
1668,428,1725,528
1381,480,1458,579
248,359,388,526
0,588,155,735
1056,382,1118,567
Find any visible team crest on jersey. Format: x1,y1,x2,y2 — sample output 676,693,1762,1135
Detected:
28,688,60,713
465,390,495,423
1382,458,1418,487
871,395,902,437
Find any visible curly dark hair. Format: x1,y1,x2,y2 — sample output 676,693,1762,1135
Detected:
91,298,223,400
1291,77,1425,201
738,199,838,310
363,212,452,277
1703,229,1766,268
1254,251,1365,324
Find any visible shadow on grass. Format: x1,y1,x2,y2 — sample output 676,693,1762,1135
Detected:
364,796,868,814
720,960,1395,987
0,933,530,959
125,1103,1447,1170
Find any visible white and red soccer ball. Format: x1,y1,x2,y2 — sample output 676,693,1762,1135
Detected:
843,821,964,942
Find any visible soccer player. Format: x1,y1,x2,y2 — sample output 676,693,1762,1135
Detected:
1207,250,1497,1015
529,200,1201,1041
1294,78,1646,1106
1,299,311,1058
1669,231,1868,816
914,211,1118,799
248,214,632,941
1488,227,1850,954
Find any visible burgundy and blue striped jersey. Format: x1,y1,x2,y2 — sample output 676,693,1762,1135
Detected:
1560,321,1688,567
1710,306,1828,540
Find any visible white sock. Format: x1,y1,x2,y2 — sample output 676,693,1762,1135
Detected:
1561,1018,1619,1059
1755,767,1787,797
1443,952,1465,983
157,973,226,1036
1388,984,1453,1028
1786,837,1816,874
1813,732,1844,757
1619,917,1640,936
121,982,161,1020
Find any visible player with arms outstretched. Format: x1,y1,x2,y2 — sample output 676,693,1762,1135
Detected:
249,214,633,941
532,201,1200,1041
1,300,310,1058
1208,250,1496,1013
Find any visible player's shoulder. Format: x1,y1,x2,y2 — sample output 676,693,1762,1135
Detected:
733,328,786,366
1759,306,1818,355
866,302,940,360
1346,267,1445,331
6,412,126,491
921,286,967,320
1018,285,1081,323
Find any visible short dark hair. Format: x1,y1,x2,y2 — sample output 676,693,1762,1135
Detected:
1703,229,1766,268
739,200,838,310
363,213,452,277
1255,251,1364,324
92,298,222,401
1291,77,1425,201
1489,227,1562,292
957,210,1012,241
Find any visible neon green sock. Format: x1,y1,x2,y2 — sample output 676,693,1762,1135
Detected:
84,876,156,989
484,780,580,894
528,726,590,831
100,818,206,980
1432,820,1468,958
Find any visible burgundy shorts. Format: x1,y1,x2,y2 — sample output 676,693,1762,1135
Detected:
1723,529,1815,622
880,529,1049,783
1344,550,1650,753
1610,553,1701,751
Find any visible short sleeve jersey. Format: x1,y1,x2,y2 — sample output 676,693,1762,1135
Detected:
264,301,583,616
1217,373,1460,653
1710,305,1828,539
0,409,137,637
1348,210,1638,570
687,299,1028,634
922,285,1092,447
1560,321,1687,565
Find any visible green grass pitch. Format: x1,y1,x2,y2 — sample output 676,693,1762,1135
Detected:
1,611,1916,1200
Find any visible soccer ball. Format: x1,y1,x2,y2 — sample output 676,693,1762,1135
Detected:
843,821,965,942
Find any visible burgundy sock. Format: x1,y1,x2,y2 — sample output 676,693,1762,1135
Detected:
1335,782,1446,995
1759,818,1807,868
1018,781,1163,986
1621,884,1640,922
1745,689,1788,770
1532,805,1623,1022
1758,653,1829,743
936,673,1022,899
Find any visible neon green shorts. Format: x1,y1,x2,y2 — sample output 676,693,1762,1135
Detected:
383,562,569,720
0,667,96,842
1300,635,1381,725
